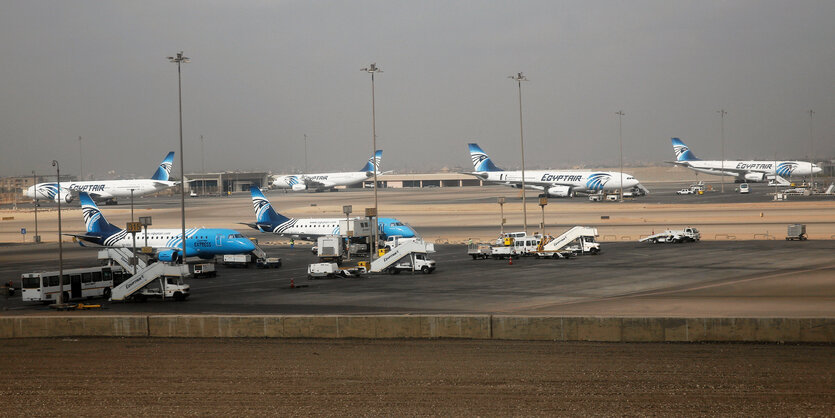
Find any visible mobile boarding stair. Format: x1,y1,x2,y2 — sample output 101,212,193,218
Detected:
97,248,189,301
535,226,599,258
369,239,435,273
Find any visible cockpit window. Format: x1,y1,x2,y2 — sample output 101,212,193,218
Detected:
228,233,244,239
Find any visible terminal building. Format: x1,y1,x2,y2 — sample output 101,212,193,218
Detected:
182,172,484,195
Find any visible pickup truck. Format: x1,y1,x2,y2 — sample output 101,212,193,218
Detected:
676,189,695,195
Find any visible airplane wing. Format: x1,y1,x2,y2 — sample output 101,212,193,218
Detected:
303,177,335,189
87,192,114,201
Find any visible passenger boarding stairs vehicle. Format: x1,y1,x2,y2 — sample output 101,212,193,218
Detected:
98,248,190,301
535,226,600,258
370,238,435,274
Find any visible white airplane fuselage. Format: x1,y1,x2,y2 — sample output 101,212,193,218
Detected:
678,160,821,181
475,170,640,194
25,179,175,202
272,172,372,191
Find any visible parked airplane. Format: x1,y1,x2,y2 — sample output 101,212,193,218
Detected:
245,186,416,241
25,152,177,204
671,138,822,182
466,143,646,197
70,192,255,261
271,150,382,192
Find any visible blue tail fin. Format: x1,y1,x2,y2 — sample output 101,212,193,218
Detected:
468,143,502,172
150,152,175,180
250,186,290,226
360,150,382,172
671,138,699,161
79,192,124,242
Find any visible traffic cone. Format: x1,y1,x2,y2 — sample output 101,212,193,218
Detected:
290,278,295,288
508,257,513,265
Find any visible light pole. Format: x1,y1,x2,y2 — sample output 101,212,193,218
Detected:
808,109,815,189
616,110,625,202
304,134,309,174
717,109,727,193
200,134,205,196
168,51,190,264
32,170,39,244
498,197,506,235
343,205,352,261
361,63,382,255
78,136,83,180
52,160,64,305
509,72,528,234
539,197,548,233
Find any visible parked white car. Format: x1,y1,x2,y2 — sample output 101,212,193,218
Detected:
676,189,694,195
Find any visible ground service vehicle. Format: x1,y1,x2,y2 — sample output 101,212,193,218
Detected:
739,183,750,194
536,226,599,257
639,227,701,243
191,263,216,278
676,189,694,195
512,235,542,256
317,235,345,264
786,224,807,240
256,257,282,268
131,276,190,302
467,243,492,259
21,265,122,303
307,263,365,279
222,254,252,267
389,253,436,274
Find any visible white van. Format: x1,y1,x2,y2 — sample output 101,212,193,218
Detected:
512,235,542,256
739,183,750,194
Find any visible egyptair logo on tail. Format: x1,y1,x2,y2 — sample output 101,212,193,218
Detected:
160,161,173,176
471,153,489,170
585,173,611,190
82,204,102,231
252,196,272,222
673,144,690,160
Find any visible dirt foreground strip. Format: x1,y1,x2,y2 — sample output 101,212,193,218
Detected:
1,338,832,416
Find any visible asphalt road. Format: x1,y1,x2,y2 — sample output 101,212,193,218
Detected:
2,239,833,316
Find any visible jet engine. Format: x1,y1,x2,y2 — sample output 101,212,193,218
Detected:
157,249,180,262
744,172,766,182
54,189,74,203
546,185,572,197
291,184,307,191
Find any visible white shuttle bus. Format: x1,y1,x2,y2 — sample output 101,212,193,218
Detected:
21,265,124,303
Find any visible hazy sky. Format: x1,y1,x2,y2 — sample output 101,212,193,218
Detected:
1,1,833,178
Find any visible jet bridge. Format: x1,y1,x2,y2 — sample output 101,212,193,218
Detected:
369,239,434,273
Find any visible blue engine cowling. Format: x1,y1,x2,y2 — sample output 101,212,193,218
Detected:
157,250,180,262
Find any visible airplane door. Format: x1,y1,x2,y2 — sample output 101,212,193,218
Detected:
71,274,82,298
216,235,223,247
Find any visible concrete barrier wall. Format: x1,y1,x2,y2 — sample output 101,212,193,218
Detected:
147,315,492,339
1,315,832,343
0,316,148,338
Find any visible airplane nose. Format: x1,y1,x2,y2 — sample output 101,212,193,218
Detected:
241,239,256,252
